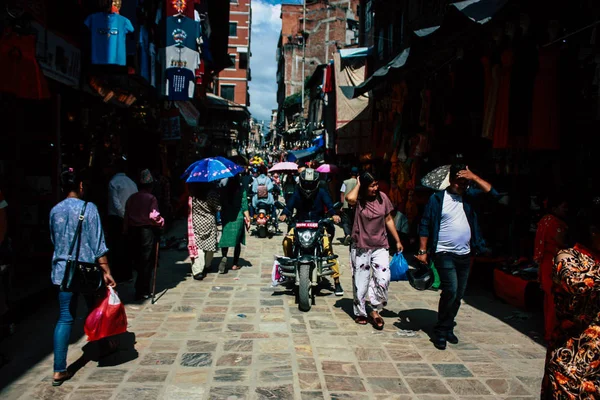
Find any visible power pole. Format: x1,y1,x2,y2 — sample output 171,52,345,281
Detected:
301,0,306,130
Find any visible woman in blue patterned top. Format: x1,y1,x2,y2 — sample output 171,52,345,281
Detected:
49,168,116,386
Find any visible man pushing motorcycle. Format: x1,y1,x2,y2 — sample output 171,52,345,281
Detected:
279,168,344,296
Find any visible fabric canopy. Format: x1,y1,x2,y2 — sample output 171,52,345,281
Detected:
287,145,322,162
340,0,508,99
339,47,372,59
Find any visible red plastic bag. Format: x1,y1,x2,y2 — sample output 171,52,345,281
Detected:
84,287,127,342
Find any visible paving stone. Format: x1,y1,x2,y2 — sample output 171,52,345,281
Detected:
259,366,294,382
432,363,473,378
298,358,318,371
140,352,177,366
216,353,253,366
208,386,249,400
180,353,213,367
359,362,399,376
466,363,506,377
386,348,423,362
485,378,532,396
68,389,113,400
367,377,410,394
214,368,250,382
255,384,295,399
223,339,254,352
257,353,292,364
301,392,325,400
87,369,128,383
355,348,389,362
28,383,74,400
396,363,437,377
405,378,451,394
172,370,209,384
324,375,366,392
115,387,160,400
186,340,218,352
226,324,255,332
446,379,491,396
127,369,169,383
321,361,359,376
299,373,322,390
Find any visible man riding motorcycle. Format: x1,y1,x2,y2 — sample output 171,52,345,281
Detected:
251,165,278,230
279,168,344,296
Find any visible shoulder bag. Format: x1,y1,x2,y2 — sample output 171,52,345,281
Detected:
60,202,104,294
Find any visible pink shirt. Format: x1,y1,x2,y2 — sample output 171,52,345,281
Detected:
352,192,394,250
125,191,163,227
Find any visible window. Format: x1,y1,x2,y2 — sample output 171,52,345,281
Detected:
229,22,238,37
221,85,235,101
229,54,236,68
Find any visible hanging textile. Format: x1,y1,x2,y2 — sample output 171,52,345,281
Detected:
481,55,500,139
529,46,560,150
492,48,514,149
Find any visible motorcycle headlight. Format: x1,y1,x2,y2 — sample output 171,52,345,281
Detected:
298,230,318,248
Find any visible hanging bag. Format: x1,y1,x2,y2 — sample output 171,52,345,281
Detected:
390,252,409,282
84,286,127,342
60,202,104,294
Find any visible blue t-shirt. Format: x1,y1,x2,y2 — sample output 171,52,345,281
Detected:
166,16,201,51
166,68,195,100
85,12,134,66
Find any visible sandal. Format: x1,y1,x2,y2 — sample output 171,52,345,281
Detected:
369,312,385,331
355,316,368,325
52,371,72,386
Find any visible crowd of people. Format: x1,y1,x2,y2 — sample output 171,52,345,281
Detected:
10,152,594,397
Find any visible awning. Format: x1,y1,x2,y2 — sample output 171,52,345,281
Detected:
341,0,508,99
339,47,371,59
202,93,250,119
287,145,323,162
175,101,200,127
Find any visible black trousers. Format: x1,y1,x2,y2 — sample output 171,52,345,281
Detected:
221,243,242,265
433,252,472,336
341,208,354,237
106,216,131,281
128,226,157,297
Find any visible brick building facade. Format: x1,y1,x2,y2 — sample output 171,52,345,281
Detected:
276,0,360,112
217,0,252,106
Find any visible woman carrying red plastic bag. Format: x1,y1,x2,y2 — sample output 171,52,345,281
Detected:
85,287,127,342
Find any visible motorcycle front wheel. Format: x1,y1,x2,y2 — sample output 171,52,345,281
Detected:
298,265,312,312
257,225,268,238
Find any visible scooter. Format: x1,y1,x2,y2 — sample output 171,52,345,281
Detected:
253,201,283,238
277,203,342,312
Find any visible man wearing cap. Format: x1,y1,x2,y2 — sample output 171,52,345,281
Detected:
340,167,359,246
125,170,164,301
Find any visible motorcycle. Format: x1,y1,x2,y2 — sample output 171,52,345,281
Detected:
277,203,342,312
253,201,282,238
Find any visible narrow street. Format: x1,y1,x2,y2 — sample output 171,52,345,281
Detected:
1,221,545,400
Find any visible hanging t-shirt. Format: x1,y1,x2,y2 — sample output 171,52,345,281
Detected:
149,43,157,87
165,68,195,100
138,26,150,81
166,16,201,51
164,45,200,71
166,0,199,18
84,12,134,66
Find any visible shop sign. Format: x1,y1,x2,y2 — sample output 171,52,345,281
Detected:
161,116,181,140
31,22,81,87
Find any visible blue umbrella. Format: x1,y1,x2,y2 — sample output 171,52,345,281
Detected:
182,157,244,183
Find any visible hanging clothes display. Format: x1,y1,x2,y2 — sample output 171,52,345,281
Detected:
509,32,538,142
492,48,514,149
167,0,200,19
481,55,500,139
166,15,201,51
0,30,50,99
85,12,134,66
529,46,561,150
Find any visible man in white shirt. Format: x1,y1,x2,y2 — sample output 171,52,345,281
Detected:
417,164,498,350
107,161,138,282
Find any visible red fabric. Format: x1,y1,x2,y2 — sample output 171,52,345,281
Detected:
0,32,50,100
534,214,567,292
378,181,390,197
529,47,560,150
187,196,198,258
323,64,334,93
492,49,514,149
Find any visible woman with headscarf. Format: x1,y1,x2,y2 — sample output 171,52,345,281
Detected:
188,183,221,280
218,176,251,273
346,172,403,330
541,200,600,398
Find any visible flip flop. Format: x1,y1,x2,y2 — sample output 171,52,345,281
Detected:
370,313,385,330
52,371,72,386
231,265,241,270
355,316,368,325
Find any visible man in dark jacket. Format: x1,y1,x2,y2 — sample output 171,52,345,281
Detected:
417,164,498,350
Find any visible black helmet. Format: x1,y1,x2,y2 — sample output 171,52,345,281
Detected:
299,168,320,199
407,262,434,291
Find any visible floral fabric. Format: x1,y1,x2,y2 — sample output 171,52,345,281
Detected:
541,245,600,399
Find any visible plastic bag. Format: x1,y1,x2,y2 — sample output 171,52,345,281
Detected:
271,256,287,287
84,287,128,342
430,261,441,289
390,253,409,282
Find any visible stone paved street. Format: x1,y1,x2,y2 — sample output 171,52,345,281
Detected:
0,221,546,399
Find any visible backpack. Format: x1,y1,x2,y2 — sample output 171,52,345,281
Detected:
256,177,269,199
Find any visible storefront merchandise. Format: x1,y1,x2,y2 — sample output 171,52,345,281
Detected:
85,12,134,66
